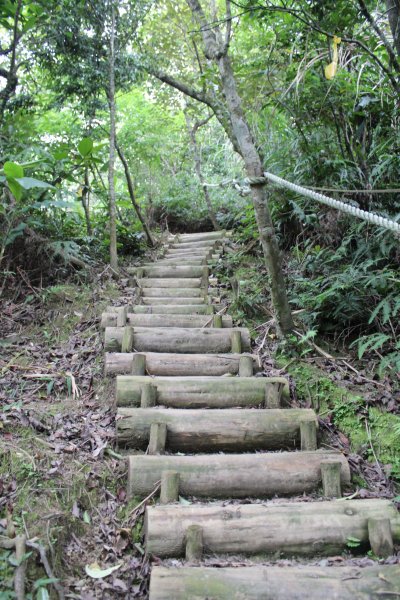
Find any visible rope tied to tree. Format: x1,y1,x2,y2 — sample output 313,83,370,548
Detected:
243,172,400,234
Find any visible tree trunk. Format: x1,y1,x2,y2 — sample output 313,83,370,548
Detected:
184,112,220,230
81,167,92,235
107,2,118,272
115,139,155,247
186,0,294,334
386,0,400,57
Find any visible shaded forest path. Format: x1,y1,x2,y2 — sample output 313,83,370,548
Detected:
102,231,400,598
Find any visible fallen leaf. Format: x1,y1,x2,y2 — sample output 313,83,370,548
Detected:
85,562,122,579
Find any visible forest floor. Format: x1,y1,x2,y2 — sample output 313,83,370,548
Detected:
0,252,399,598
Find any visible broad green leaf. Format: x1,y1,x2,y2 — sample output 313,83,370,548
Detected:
34,578,59,590
36,587,50,600
85,562,122,579
16,177,54,190
4,161,24,179
7,178,23,200
78,137,93,157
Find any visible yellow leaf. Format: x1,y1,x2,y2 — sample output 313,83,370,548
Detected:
325,62,337,80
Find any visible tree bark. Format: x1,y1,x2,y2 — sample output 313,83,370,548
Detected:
0,0,22,121
115,139,155,247
107,2,118,272
185,0,294,334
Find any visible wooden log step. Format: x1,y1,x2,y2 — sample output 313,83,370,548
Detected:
127,450,350,499
104,326,250,353
116,407,317,451
137,277,204,288
141,297,207,305
116,375,287,408
131,305,214,314
169,241,219,249
101,313,231,329
141,288,205,298
105,352,260,376
149,565,400,600
135,266,208,279
145,499,400,558
179,230,229,241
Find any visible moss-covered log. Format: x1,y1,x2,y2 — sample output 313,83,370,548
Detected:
104,326,250,353
117,407,317,451
145,499,400,558
127,450,350,499
101,313,232,328
138,277,204,288
105,351,259,376
141,287,204,298
149,565,400,600
116,375,286,408
131,305,214,314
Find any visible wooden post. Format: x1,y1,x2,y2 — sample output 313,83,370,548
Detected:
185,525,203,561
136,267,144,278
131,353,146,375
202,266,209,289
368,518,394,557
116,306,127,327
140,384,157,408
264,382,281,409
320,461,342,497
160,471,180,504
121,326,134,352
148,423,167,455
231,331,242,353
238,355,253,377
213,315,222,328
300,419,317,451
205,305,214,314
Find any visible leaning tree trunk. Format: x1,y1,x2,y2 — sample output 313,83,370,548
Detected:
186,0,294,334
115,140,155,247
107,2,118,272
185,113,220,230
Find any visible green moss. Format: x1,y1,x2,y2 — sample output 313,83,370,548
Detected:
277,358,400,483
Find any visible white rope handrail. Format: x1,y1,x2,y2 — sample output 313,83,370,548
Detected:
243,172,400,234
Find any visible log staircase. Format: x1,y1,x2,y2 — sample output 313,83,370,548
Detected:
102,230,400,599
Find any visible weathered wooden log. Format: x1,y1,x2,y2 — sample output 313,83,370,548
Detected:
138,277,204,288
179,230,229,242
101,313,232,329
149,565,400,600
127,450,350,499
117,407,317,451
141,287,205,298
104,326,250,353
141,297,207,305
145,258,207,266
105,352,260,377
116,375,286,408
131,305,214,314
165,250,212,257
134,266,208,279
145,499,400,558
170,241,218,249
